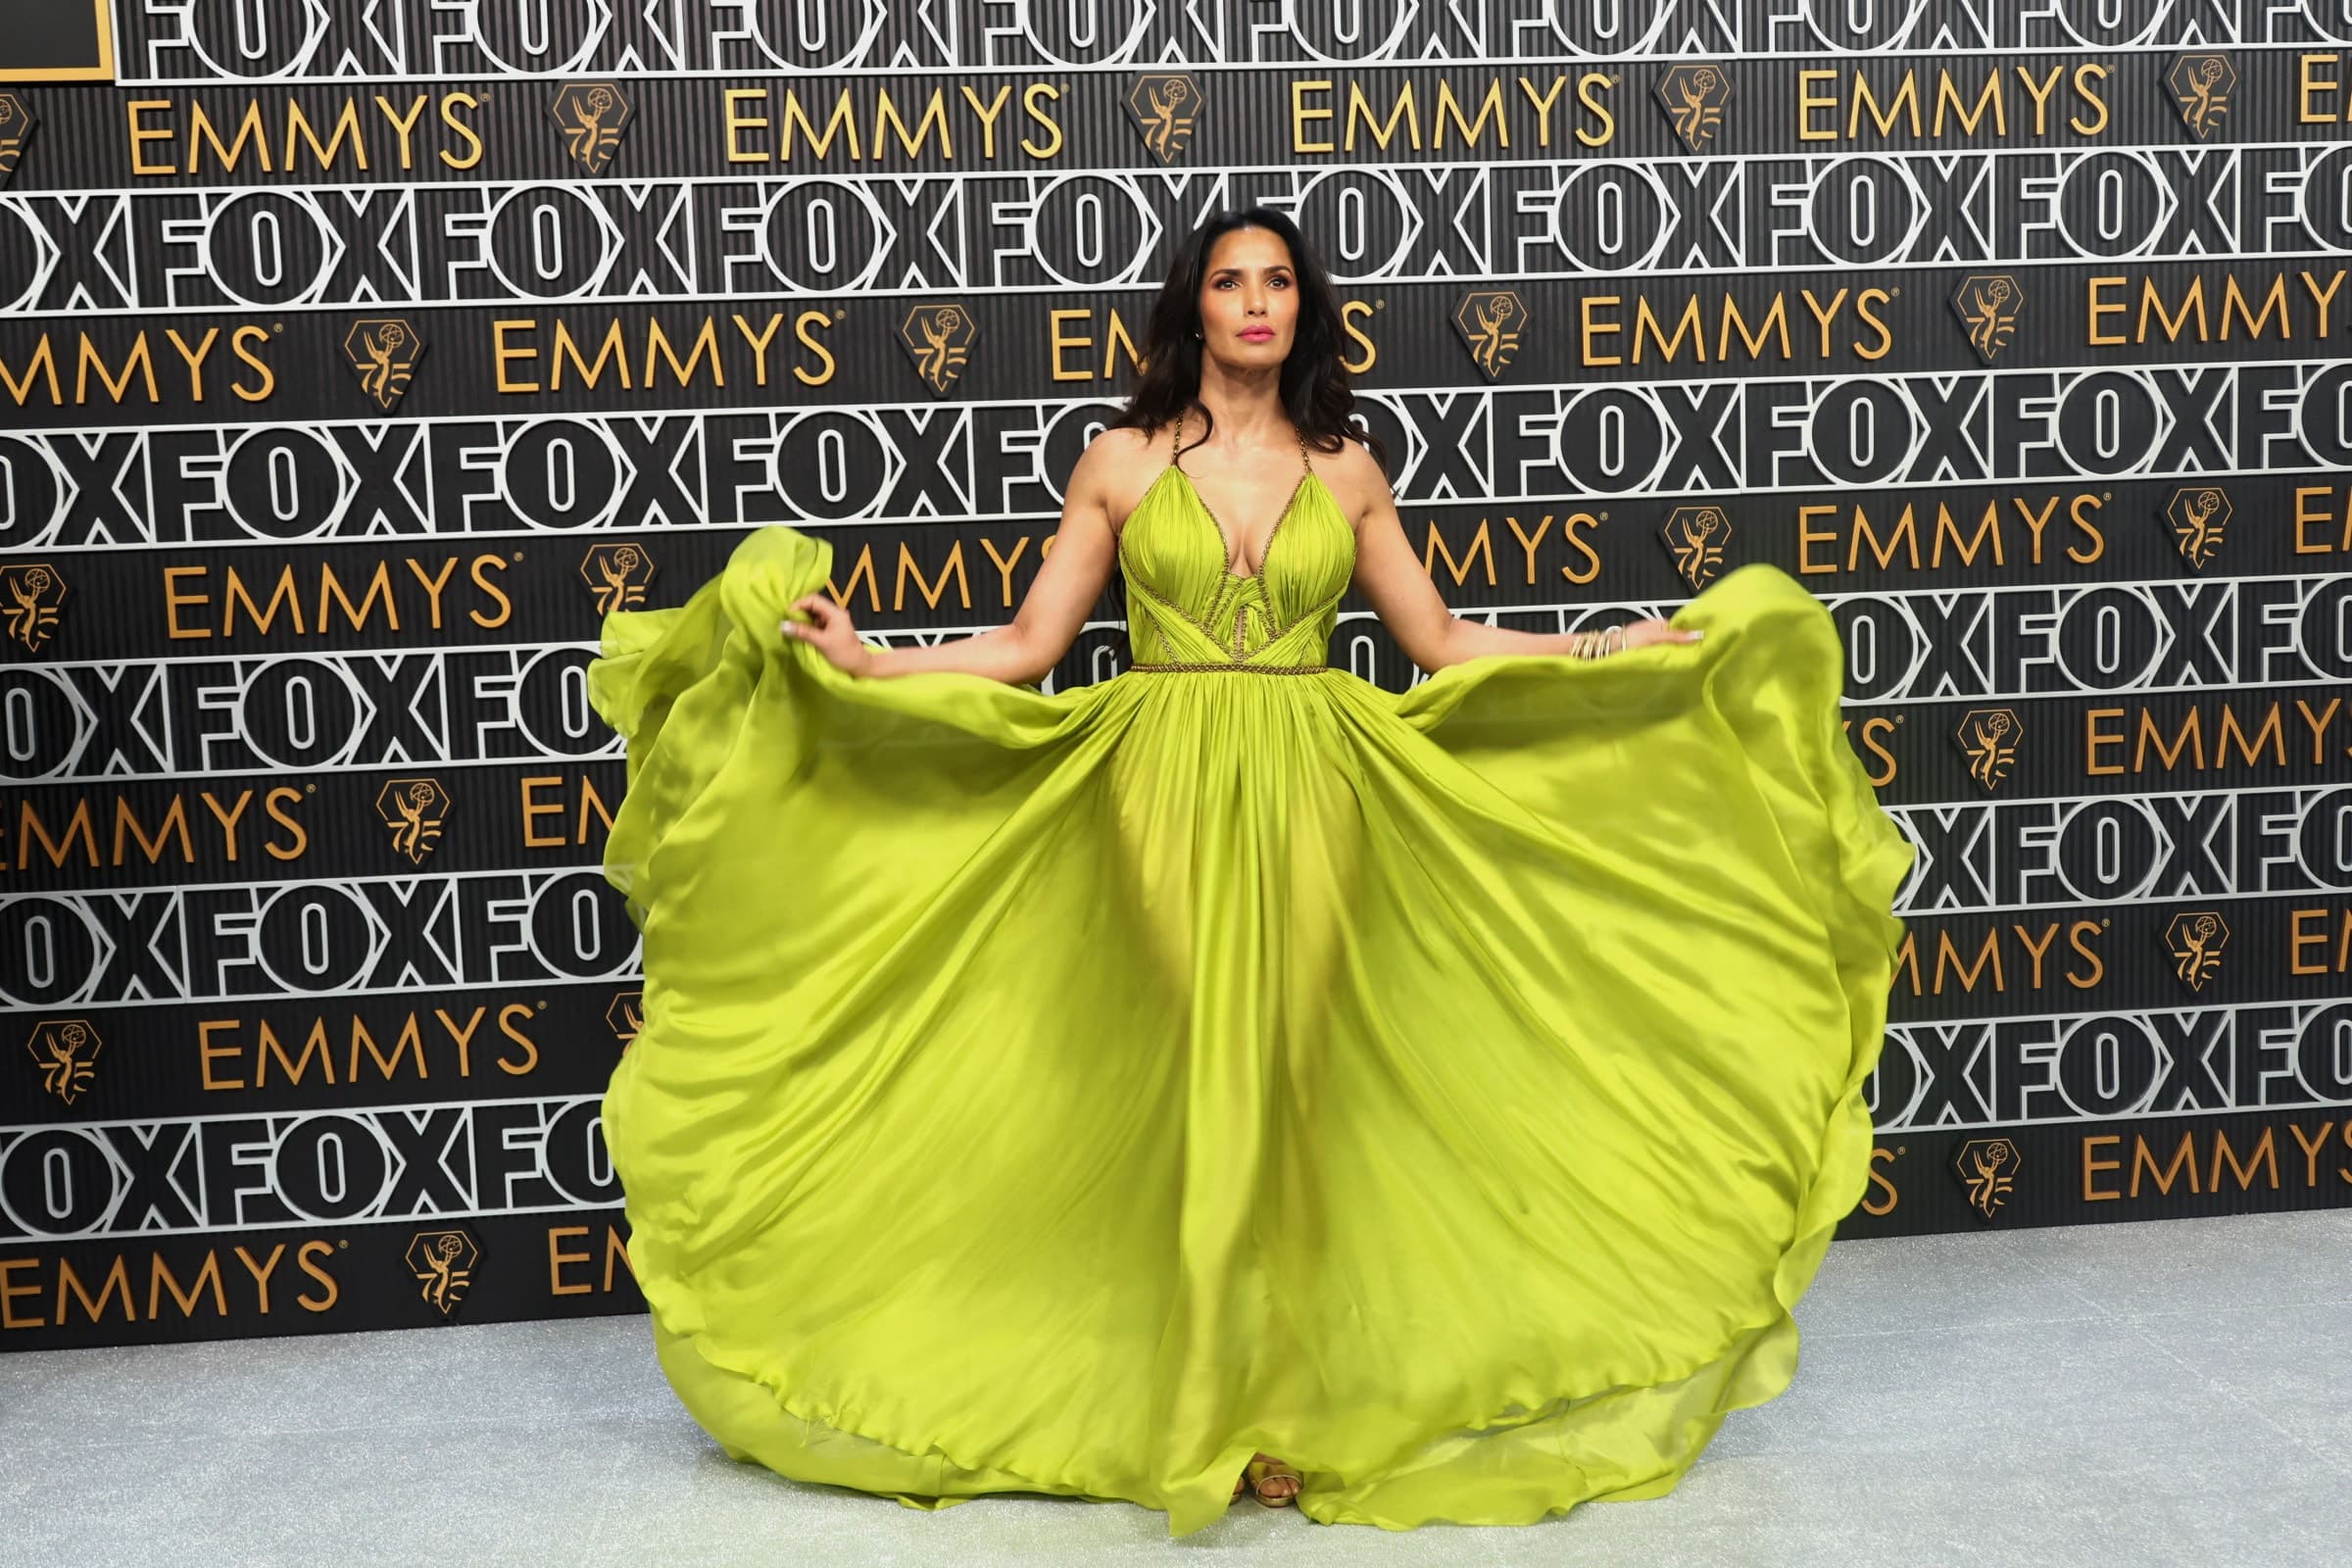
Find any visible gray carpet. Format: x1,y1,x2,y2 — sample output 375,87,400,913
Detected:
5,1209,2345,1567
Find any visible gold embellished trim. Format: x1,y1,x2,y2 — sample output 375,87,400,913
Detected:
1172,405,1313,583
1238,584,1348,664
1126,661,1329,674
1123,563,1227,651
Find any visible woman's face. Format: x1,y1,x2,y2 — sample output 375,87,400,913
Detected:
1195,226,1298,371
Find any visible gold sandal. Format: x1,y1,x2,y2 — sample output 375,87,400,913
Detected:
1241,1453,1302,1507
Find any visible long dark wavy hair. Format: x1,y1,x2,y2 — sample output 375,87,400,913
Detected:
1111,208,1384,468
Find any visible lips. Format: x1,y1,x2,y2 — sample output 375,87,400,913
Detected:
1240,328,1275,342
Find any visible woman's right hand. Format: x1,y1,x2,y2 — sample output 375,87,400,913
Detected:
780,595,875,677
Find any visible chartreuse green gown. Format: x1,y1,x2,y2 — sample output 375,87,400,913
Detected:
585,447,1913,1537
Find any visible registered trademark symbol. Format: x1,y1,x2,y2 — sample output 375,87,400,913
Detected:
512,552,523,562
1890,288,1900,297
834,310,847,319
2102,493,2112,502
306,782,317,792
338,1240,349,1250
1375,299,1386,310
1893,714,1905,723
538,1000,548,1010
2102,918,2112,927
272,323,284,333
1896,1146,1906,1156
1597,513,1608,521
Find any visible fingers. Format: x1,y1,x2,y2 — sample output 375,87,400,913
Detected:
778,595,844,641
1615,620,1704,649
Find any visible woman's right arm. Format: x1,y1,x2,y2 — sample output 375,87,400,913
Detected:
781,429,1141,685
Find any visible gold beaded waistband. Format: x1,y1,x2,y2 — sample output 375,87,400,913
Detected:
1125,661,1330,675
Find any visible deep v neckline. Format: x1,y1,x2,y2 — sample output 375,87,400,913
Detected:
1163,408,1318,582
1167,465,1313,582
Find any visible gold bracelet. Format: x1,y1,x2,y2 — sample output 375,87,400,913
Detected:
1570,626,1624,660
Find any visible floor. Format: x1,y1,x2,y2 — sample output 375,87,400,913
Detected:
4,1210,2345,1568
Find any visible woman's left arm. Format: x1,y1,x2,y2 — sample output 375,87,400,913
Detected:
1338,444,1700,672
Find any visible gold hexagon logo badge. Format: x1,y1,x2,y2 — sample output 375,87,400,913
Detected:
551,81,634,173
1654,64,1734,152
24,1018,103,1107
581,543,657,615
1951,273,2025,365
0,562,68,656
2167,54,2235,140
407,1228,482,1317
376,777,453,864
607,990,644,1050
2165,911,2230,993
1661,506,1733,592
1955,708,2025,792
343,318,424,410
2165,486,2230,569
898,303,978,396
1952,1138,2021,1221
1452,290,1527,380
0,93,33,186
1125,73,1205,163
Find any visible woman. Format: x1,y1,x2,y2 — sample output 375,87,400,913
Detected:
587,208,1911,1536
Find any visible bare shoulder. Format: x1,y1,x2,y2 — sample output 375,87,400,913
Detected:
1307,435,1394,526
1075,424,1165,526
1082,423,1159,467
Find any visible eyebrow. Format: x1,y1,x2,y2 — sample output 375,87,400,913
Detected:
1207,264,1296,277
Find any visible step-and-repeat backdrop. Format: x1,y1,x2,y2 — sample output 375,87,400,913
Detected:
3,2,2350,1348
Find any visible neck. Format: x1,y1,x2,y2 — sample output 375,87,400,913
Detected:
1191,357,1290,447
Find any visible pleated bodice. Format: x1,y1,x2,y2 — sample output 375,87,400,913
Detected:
1117,465,1355,670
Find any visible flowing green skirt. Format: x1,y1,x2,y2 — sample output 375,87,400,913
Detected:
587,525,1912,1535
